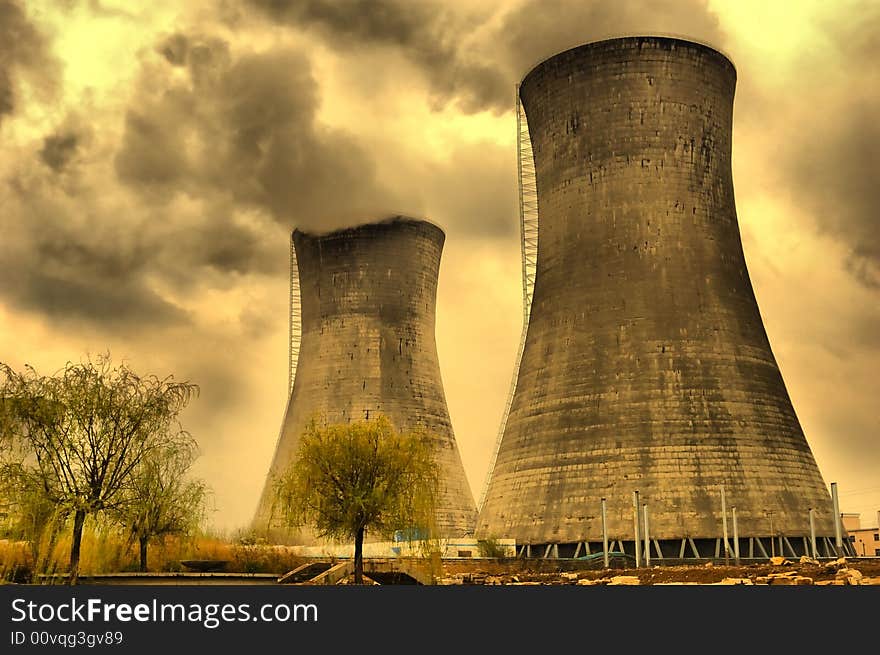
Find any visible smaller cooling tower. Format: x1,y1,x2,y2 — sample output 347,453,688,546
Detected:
253,217,476,542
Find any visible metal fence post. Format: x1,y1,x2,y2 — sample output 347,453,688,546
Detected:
720,485,730,564
809,508,818,559
831,482,842,556
632,490,641,568
732,505,740,563
601,497,609,569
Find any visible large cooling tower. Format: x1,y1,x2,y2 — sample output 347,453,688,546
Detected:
476,37,839,558
254,217,476,542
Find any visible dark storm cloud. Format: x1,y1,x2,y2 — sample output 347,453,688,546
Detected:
116,109,191,186
422,143,517,238
791,108,880,288
0,148,284,328
1,24,408,332
14,269,187,327
0,164,189,327
246,0,510,113
154,208,287,283
250,0,441,43
499,0,725,81
39,131,82,173
0,0,183,330
117,32,400,233
0,69,11,117
782,3,880,290
157,32,190,66
246,0,724,114
0,0,58,124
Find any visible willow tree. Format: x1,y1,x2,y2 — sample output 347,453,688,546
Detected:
274,415,440,584
0,356,198,583
0,468,69,572
111,439,209,571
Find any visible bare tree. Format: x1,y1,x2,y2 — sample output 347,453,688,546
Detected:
111,439,210,571
0,355,198,583
274,415,439,584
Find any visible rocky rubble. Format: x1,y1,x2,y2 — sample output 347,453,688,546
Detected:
430,557,880,586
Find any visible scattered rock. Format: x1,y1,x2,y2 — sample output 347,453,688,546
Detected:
761,573,812,585
654,582,700,585
437,574,465,585
427,557,878,586
336,574,379,585
769,556,790,566
823,557,847,572
835,568,863,585
607,575,640,586
704,562,713,568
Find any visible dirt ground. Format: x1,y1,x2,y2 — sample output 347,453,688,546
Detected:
434,557,880,585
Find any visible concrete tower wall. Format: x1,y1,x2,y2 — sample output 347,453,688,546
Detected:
254,218,476,541
477,37,834,545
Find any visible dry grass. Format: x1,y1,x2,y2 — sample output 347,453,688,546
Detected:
1,519,306,583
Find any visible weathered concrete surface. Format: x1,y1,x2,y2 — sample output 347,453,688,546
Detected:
364,559,434,585
253,218,476,542
305,561,352,585
477,36,834,544
277,561,333,584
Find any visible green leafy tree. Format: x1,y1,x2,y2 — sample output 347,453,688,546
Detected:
274,415,440,584
0,355,198,583
111,439,210,571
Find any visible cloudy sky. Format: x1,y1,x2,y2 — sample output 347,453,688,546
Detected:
2,0,878,534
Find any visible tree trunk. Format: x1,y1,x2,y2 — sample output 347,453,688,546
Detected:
38,515,63,575
354,526,364,584
139,535,149,572
69,509,86,585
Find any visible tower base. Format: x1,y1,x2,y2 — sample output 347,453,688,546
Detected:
514,536,855,562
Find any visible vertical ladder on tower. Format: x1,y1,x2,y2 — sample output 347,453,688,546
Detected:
289,234,302,395
477,86,539,515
